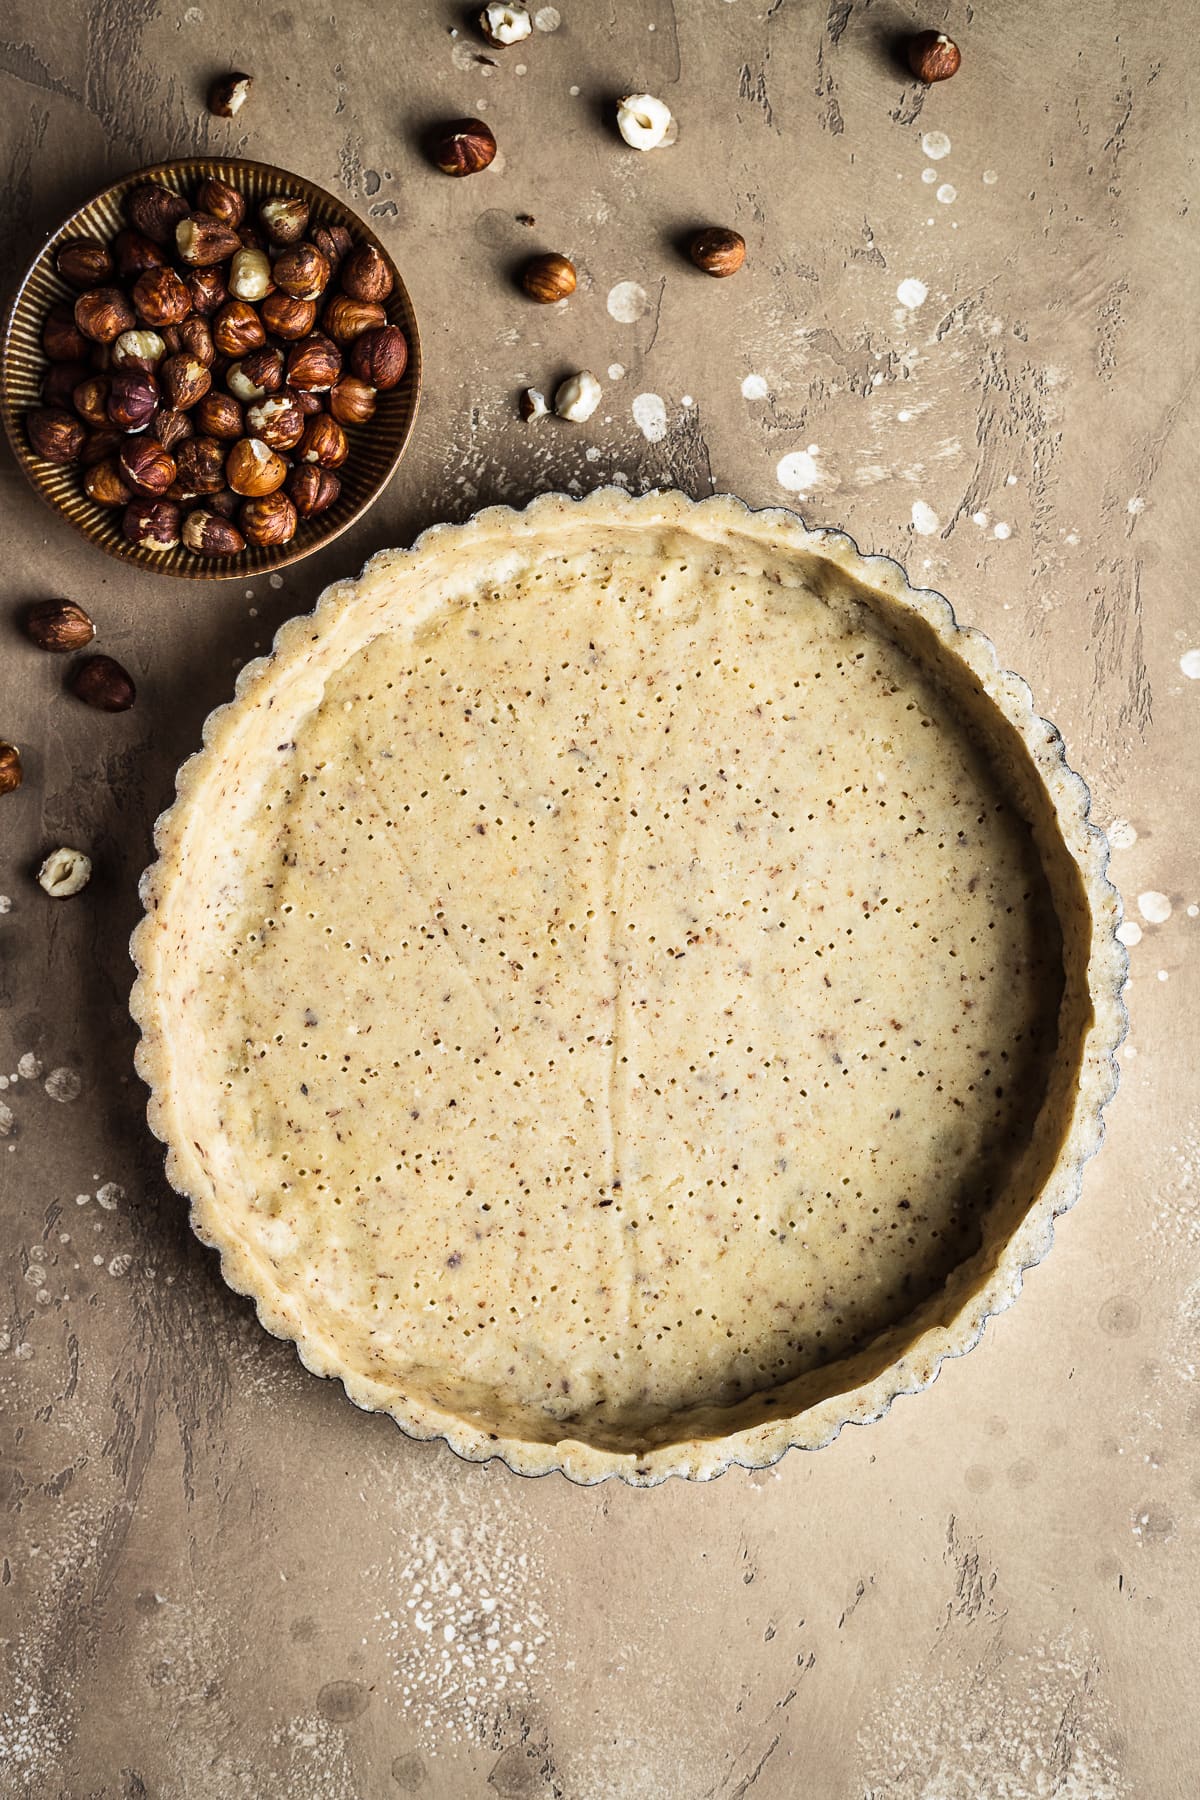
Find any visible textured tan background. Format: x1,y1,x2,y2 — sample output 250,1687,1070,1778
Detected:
1,1,1197,1795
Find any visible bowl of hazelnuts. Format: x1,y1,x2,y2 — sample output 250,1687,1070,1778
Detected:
1,157,420,578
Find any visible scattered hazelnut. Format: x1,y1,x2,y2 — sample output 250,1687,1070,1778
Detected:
259,293,318,339
111,329,166,372
186,265,229,315
430,117,497,177
227,347,285,401
118,436,176,495
131,266,191,326
226,436,288,496
245,392,306,449
174,435,228,496
228,247,274,301
616,93,673,150
273,242,331,301
24,599,96,654
74,287,136,344
159,354,212,411
56,238,114,290
287,464,341,517
321,293,386,344
338,243,394,303
518,387,549,421
72,375,112,428
83,457,134,506
240,490,298,547
182,508,246,555
907,30,961,82
209,72,253,118
259,195,311,245
176,213,241,267
125,183,189,246
196,390,245,440
329,376,377,426
521,252,576,303
311,222,354,274
0,742,22,798
123,497,181,551
298,413,348,467
688,226,746,278
38,846,92,897
479,3,532,45
348,324,407,389
27,408,85,464
195,176,247,228
214,300,267,358
113,228,167,282
286,334,342,392
43,360,89,409
107,369,159,432
151,407,195,452
69,654,136,713
554,370,602,422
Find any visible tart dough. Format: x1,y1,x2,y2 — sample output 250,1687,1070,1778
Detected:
132,491,1125,1482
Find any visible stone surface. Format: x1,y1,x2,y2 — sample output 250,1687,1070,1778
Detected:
0,2,1196,1795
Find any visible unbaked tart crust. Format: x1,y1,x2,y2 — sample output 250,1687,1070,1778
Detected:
131,490,1125,1484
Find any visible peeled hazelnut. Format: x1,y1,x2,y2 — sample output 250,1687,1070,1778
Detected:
521,252,576,303
228,247,274,302
196,389,245,440
56,238,114,290
298,413,348,468
186,265,229,315
182,507,246,555
226,436,287,497
27,408,85,464
80,426,124,468
430,118,497,177
126,183,189,245
209,71,253,117
329,376,377,426
287,463,341,517
111,329,166,372
479,3,531,46
43,360,89,408
286,334,341,392
196,176,246,228
616,93,673,150
174,435,228,496
554,370,602,422
348,324,407,389
72,375,112,427
119,436,175,495
273,242,330,301
259,195,311,245
42,303,89,362
339,243,394,303
123,496,181,550
107,369,159,432
227,348,285,401
311,222,353,274
151,407,195,452
69,653,136,712
131,266,191,326
245,391,306,449
214,300,267,358
176,213,241,267
907,30,961,82
38,847,92,897
688,226,746,278
240,490,298,547
84,457,134,505
113,228,166,281
321,293,386,344
0,742,22,798
518,386,549,421
25,599,96,653
159,354,211,411
259,292,318,339
75,287,136,344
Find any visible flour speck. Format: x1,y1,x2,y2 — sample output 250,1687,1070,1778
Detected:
936,183,957,204
17,1053,43,1080
775,449,820,495
1116,921,1142,947
96,1181,124,1211
911,500,939,536
0,1101,15,1138
606,280,650,324
1138,891,1172,925
993,521,1012,540
44,1067,82,1104
896,277,928,309
921,130,952,160
741,373,768,400
632,392,668,442
1107,818,1138,850
607,362,625,380
1180,649,1200,680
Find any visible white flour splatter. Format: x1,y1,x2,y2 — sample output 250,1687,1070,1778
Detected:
911,499,939,535
1116,921,1142,947
95,1182,124,1211
606,280,650,323
0,1101,13,1138
44,1068,81,1104
1107,818,1138,850
632,392,668,442
1138,891,1172,924
533,5,560,28
896,277,928,309
742,373,768,399
937,182,957,204
775,448,820,495
1180,649,1200,679
921,130,952,160
993,521,1012,539
17,1053,42,1080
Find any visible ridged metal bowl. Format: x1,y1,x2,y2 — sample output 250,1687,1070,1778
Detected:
1,157,421,580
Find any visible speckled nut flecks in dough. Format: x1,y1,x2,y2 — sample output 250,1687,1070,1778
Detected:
130,490,1126,1486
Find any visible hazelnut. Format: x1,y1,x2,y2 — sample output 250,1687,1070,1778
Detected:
195,176,247,229
329,376,377,426
24,599,96,653
125,183,189,245
75,287,136,344
214,300,267,358
321,293,386,344
311,222,353,274
151,407,195,452
186,265,229,315
196,390,245,440
518,386,549,421
245,391,306,449
159,354,211,411
240,490,298,547
227,347,285,401
207,489,239,519
273,242,331,301
27,408,85,464
176,213,241,267
339,243,394,303
178,316,216,367
182,507,246,555
616,93,673,150
430,118,497,177
228,247,274,302
107,369,159,432
209,71,253,117
688,226,746,278
238,223,267,252
287,463,341,517
298,413,348,468
123,496,181,550
131,266,191,326
69,653,136,713
521,252,576,303
80,427,124,468
111,329,166,372
554,370,602,422
0,742,22,798
348,324,407,389
72,374,112,428
42,360,89,408
174,435,229,496
112,228,166,281
907,30,961,82
479,3,531,46
259,195,311,245
294,387,324,416
84,457,134,505
38,847,92,897
286,334,342,392
259,292,318,339
56,238,114,290
118,436,176,495
226,436,288,496
42,303,89,362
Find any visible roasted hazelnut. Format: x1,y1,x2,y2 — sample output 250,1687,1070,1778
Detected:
245,391,305,450
75,287,136,344
259,195,311,245
521,252,576,303
226,436,288,496
182,507,246,555
329,375,377,426
151,407,195,451
207,488,239,519
27,408,85,464
321,293,386,344
42,303,89,362
80,426,124,468
688,226,746,278
238,223,267,252
209,71,253,117
227,347,285,401
311,222,353,275
118,435,175,495
56,238,114,290
176,213,241,267
339,243,394,303
176,315,215,368
213,300,267,358
349,324,407,389
42,361,89,409
25,599,97,653
87,341,115,374
195,389,245,440
259,292,318,339
287,463,341,517
107,369,159,432
298,413,348,468
123,496,181,550
240,490,297,547
159,353,211,411
272,242,331,302
286,333,341,392
70,653,136,712
126,182,190,245
161,322,184,355
174,434,228,496
293,387,323,416
228,247,274,302
112,228,166,281
907,30,961,82
72,375,111,428
84,455,133,505
131,265,191,326
195,176,246,229
429,117,497,177
186,265,229,315
0,743,22,797
111,329,166,372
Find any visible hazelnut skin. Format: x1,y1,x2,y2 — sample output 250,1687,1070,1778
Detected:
225,437,288,497
0,742,21,796
688,227,746,277
132,266,192,326
196,390,245,440
123,497,181,551
430,118,497,176
69,654,136,712
227,348,285,401
339,243,394,303
907,30,961,82
521,253,576,303
75,287,136,345
259,293,318,339
80,427,124,468
298,413,348,468
329,376,377,426
106,369,159,432
118,436,176,496
56,238,114,290
125,183,189,246
349,325,407,389
27,408,85,464
287,464,341,518
178,316,216,367
240,490,298,547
